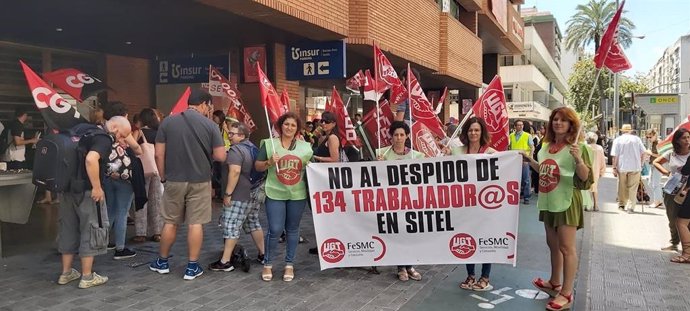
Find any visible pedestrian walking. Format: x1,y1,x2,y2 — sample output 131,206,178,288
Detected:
586,132,606,211
521,107,593,311
509,120,534,204
611,124,646,212
149,89,227,280
652,128,690,253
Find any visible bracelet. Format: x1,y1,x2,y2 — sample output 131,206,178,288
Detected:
224,192,232,197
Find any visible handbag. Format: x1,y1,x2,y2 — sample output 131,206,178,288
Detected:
674,185,689,205
663,173,686,195
138,130,158,177
89,201,109,249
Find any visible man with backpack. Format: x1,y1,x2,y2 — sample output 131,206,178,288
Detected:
209,122,265,273
54,116,132,289
1,107,39,170
149,89,226,280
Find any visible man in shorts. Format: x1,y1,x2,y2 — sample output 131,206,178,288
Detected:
149,89,226,280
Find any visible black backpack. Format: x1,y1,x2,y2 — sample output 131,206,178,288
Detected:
33,124,110,193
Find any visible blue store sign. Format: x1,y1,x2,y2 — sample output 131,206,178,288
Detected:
156,55,229,84
286,40,346,80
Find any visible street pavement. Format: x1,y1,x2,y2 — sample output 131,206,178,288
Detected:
1,168,689,310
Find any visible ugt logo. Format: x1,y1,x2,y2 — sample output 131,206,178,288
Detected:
321,238,346,263
449,233,477,259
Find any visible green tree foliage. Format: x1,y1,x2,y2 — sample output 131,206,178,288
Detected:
567,59,611,114
565,0,636,52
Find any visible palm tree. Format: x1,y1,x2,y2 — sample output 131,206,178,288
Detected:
564,0,635,52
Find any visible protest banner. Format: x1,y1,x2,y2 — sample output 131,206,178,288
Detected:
306,152,522,270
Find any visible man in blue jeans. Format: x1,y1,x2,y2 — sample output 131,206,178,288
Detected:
509,120,534,204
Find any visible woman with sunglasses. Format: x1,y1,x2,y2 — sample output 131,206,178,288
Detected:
313,112,341,163
254,112,313,282
376,121,425,281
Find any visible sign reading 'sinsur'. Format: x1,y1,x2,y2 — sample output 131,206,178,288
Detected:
286,40,346,81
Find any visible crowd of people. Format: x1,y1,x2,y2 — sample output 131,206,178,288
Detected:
5,85,688,310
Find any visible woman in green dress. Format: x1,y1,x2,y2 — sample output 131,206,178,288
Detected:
376,121,424,281
521,107,592,311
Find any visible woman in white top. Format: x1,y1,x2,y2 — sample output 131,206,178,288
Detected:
653,128,690,255
586,132,606,211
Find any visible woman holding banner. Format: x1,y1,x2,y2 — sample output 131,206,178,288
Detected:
452,117,497,292
255,112,313,282
376,121,424,281
521,107,592,311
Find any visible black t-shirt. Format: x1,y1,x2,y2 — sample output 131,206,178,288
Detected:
8,119,24,138
75,126,113,189
137,128,157,145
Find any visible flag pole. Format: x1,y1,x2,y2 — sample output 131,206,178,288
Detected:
445,110,474,148
583,68,603,122
374,44,381,157
263,106,280,173
407,63,414,159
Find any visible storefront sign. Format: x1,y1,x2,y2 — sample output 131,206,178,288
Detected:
648,96,679,104
286,40,346,80
243,46,267,83
508,101,533,112
307,152,521,269
156,55,229,84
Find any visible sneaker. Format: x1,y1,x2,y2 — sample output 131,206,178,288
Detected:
209,260,235,272
523,198,529,205
107,243,116,250
57,268,81,285
618,205,625,210
113,248,137,260
78,272,108,289
257,253,265,264
149,258,170,274
183,264,204,280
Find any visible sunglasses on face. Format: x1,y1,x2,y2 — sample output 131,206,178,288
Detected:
321,120,334,124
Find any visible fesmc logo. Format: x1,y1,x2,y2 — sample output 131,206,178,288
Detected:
321,238,346,263
275,154,303,186
539,158,560,193
449,233,476,259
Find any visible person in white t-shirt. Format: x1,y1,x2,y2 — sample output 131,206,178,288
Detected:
611,124,646,212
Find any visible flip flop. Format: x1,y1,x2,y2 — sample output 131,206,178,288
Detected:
670,255,690,263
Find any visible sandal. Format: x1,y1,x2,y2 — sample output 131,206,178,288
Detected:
472,277,494,292
261,266,273,281
532,277,562,298
406,267,422,281
546,293,573,311
670,255,690,263
397,268,409,281
150,235,161,242
459,275,476,290
283,265,294,282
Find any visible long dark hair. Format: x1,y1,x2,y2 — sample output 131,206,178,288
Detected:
459,117,490,146
672,128,690,153
139,108,160,130
320,111,340,140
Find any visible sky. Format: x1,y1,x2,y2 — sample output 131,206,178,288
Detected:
523,0,690,77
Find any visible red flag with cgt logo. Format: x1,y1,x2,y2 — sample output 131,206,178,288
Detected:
42,68,109,102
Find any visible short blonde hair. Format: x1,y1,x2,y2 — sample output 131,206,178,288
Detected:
585,132,598,144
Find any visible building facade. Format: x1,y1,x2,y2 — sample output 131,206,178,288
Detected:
644,35,690,136
0,0,524,142
498,8,567,123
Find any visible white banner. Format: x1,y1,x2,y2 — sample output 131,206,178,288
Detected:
307,151,522,270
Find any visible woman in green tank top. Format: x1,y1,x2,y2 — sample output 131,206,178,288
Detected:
520,107,592,311
255,112,313,282
376,121,425,281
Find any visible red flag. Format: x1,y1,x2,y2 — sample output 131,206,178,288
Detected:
412,122,443,158
19,60,87,131
256,63,287,124
42,68,108,102
170,87,191,115
471,75,509,151
659,115,690,148
603,40,632,73
208,66,257,132
362,100,394,148
280,88,290,112
346,70,365,92
407,67,446,138
374,44,402,90
362,69,389,101
331,87,362,147
435,87,448,114
594,1,625,69
389,82,408,106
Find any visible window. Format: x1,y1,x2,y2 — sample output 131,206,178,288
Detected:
501,56,514,66
504,88,513,102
